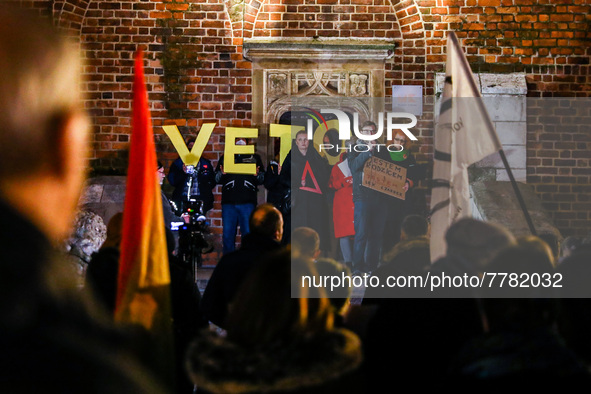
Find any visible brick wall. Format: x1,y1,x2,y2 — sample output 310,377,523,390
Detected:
420,0,590,96
15,0,591,243
527,99,591,238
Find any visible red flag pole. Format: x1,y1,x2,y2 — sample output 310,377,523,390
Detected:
115,49,175,389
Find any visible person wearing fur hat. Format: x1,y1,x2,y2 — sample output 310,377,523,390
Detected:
186,248,364,393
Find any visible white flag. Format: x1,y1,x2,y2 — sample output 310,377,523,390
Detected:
430,32,503,263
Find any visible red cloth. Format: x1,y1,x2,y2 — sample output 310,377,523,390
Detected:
116,49,172,333
329,158,355,238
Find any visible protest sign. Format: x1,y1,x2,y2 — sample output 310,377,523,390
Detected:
362,156,407,200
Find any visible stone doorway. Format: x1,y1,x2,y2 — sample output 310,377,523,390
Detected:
243,40,396,160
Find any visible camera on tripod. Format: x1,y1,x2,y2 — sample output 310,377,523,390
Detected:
179,199,209,249
178,199,211,270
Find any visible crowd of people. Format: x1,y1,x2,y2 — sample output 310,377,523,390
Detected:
161,120,422,272
277,123,423,277
190,210,591,392
4,6,591,394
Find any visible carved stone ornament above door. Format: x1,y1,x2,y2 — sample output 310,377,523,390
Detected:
244,40,395,125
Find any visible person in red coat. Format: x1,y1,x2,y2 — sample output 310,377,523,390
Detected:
329,150,355,269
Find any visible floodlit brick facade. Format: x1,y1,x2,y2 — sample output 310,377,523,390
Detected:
15,0,591,243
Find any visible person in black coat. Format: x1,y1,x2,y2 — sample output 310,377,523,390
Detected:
362,219,516,391
88,223,208,394
0,9,167,392
264,153,290,243
167,137,216,215
164,228,208,394
157,162,189,255
158,162,186,227
215,138,265,254
264,154,285,211
200,203,283,329
379,131,419,255
348,123,418,274
280,130,330,253
187,250,364,394
278,151,292,244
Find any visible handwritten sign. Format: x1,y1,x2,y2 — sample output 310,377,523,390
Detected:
362,156,407,200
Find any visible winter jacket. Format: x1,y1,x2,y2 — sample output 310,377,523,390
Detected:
200,233,282,328
264,160,287,210
167,157,216,213
0,197,168,393
215,154,265,205
161,190,184,228
329,155,355,238
281,144,331,250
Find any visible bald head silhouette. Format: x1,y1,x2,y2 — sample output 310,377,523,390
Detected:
249,203,283,242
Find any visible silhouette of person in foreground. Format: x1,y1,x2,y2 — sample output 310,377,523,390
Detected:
0,8,167,393
187,248,365,393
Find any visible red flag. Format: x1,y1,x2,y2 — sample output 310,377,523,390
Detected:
115,49,172,334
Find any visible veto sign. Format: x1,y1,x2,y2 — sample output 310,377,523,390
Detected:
163,123,292,175
362,156,407,200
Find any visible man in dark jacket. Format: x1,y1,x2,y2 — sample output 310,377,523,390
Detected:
215,138,265,254
158,162,187,228
201,203,284,328
0,9,167,393
167,137,216,215
380,131,418,257
158,162,190,256
349,122,417,275
264,155,285,211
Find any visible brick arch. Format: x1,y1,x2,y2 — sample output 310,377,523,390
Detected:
240,0,427,93
53,0,90,34
390,0,425,39
239,0,260,39
223,0,250,38
389,0,427,54
240,0,425,41
387,0,427,91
